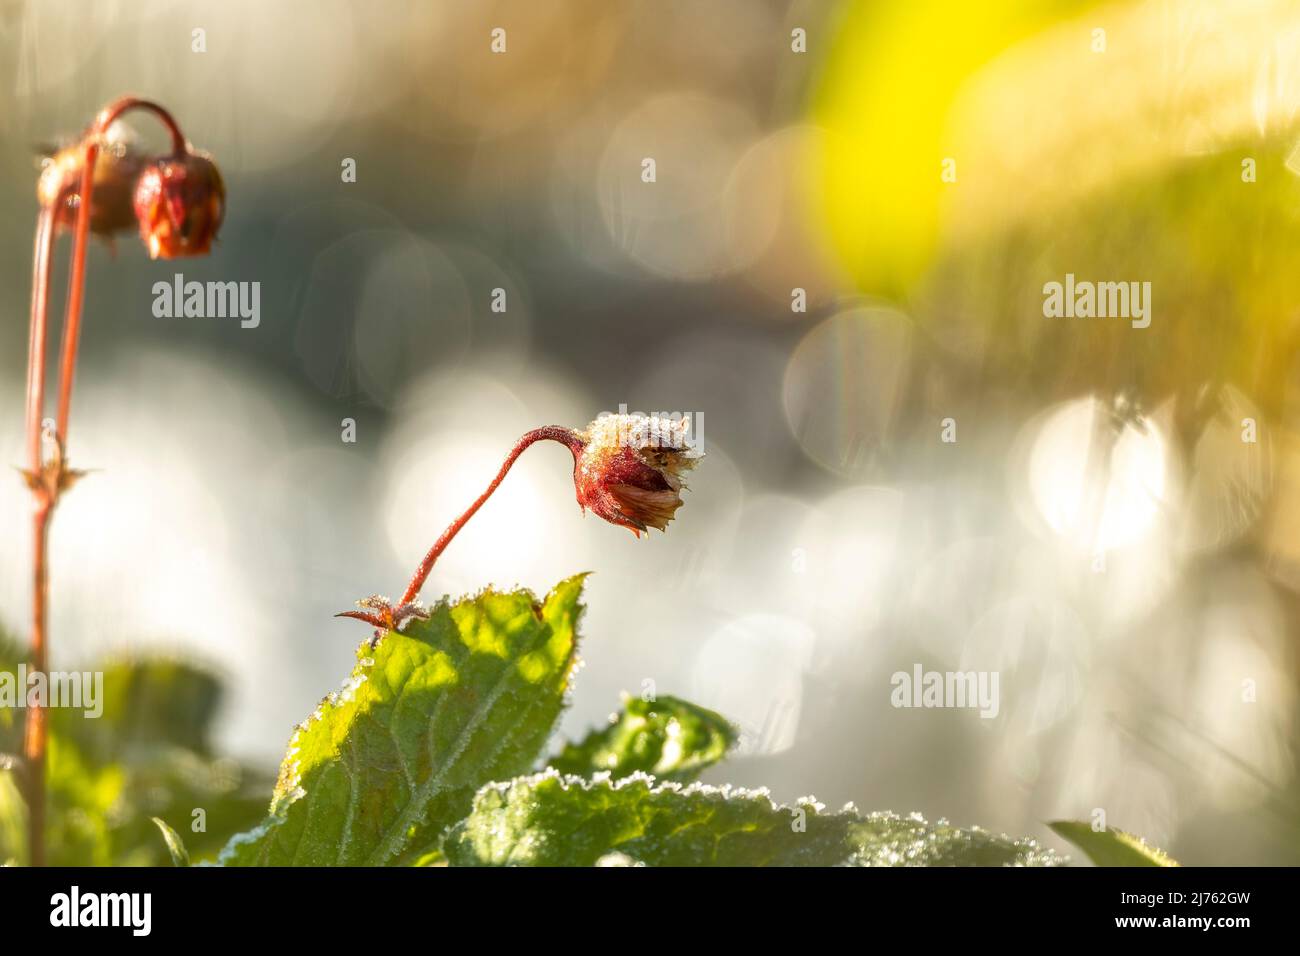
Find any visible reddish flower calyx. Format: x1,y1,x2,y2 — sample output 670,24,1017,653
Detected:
133,150,225,259
572,414,702,535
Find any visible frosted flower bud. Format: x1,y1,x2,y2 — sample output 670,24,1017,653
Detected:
572,414,703,535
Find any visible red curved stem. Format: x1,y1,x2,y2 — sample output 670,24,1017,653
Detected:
398,426,584,606
92,96,187,153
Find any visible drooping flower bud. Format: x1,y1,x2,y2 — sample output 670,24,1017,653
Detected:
572,414,703,535
342,415,704,627
132,150,225,259
37,132,146,237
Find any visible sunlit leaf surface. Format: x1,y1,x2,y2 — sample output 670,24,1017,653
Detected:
221,576,586,866
1050,821,1179,867
446,771,1063,867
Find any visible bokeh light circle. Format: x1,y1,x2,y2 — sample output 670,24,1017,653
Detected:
783,306,912,478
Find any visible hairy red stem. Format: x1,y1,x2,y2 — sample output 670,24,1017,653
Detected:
398,426,584,606
21,206,55,868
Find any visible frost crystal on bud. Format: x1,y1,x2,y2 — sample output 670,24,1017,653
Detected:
573,414,702,535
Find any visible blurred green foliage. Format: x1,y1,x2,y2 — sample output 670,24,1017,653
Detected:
817,0,1300,430
0,627,270,866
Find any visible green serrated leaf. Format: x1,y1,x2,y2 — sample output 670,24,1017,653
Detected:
847,813,1059,866
152,817,190,867
221,576,587,866
445,770,1063,867
549,694,736,782
1049,820,1178,867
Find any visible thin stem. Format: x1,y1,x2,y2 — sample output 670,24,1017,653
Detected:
54,140,97,445
21,205,55,869
398,426,584,606
25,207,54,471
55,98,187,445
23,500,50,867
